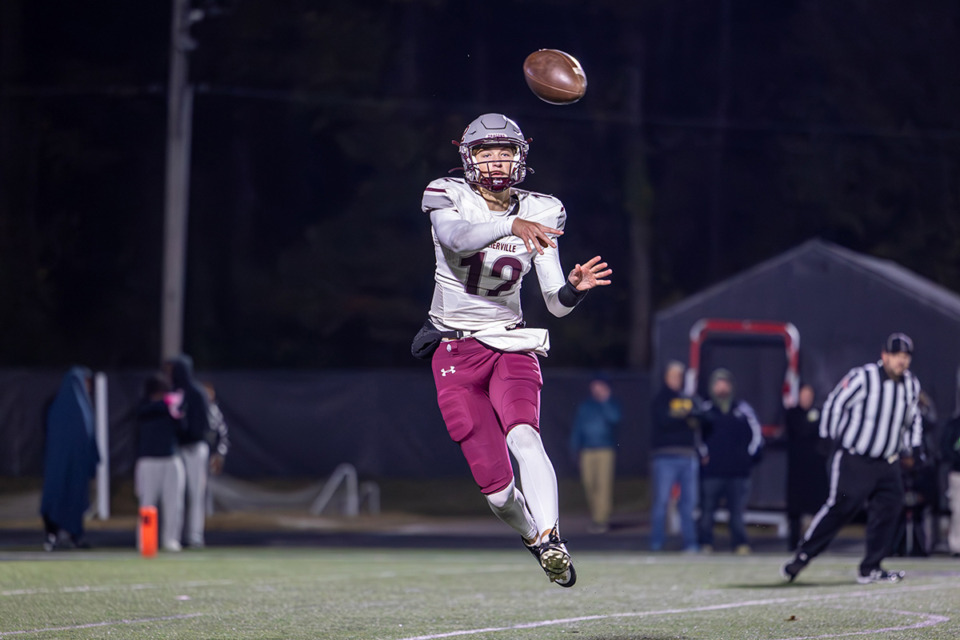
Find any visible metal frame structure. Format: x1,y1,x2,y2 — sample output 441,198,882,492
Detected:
684,318,801,435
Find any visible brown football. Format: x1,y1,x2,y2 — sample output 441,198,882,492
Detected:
523,49,587,105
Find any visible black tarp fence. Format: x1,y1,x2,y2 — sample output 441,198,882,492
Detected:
0,368,652,481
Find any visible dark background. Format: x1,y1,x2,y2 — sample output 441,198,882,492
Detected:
2,0,959,371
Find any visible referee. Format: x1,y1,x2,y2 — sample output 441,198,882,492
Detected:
781,333,922,584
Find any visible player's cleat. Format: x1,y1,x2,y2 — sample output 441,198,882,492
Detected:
525,529,577,588
552,562,577,587
857,568,905,584
780,552,809,582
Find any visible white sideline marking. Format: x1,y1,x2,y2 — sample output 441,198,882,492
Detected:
397,584,955,640
0,613,203,637
0,579,233,597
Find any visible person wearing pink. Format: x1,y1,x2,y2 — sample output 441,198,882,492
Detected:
413,113,612,587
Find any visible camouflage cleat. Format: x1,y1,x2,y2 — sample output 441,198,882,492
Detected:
525,528,577,588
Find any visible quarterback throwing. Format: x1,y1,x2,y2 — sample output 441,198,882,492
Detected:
413,113,612,587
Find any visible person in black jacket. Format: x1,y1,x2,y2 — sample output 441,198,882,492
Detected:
135,372,187,552
165,354,212,548
698,368,763,554
783,384,830,551
649,361,702,552
941,407,960,557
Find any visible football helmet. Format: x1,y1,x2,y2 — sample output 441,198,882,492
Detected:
456,113,531,192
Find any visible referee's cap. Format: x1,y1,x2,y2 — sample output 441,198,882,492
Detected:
884,332,914,355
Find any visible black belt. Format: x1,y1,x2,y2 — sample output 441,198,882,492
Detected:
845,449,900,464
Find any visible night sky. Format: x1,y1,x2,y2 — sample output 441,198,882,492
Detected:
1,0,958,370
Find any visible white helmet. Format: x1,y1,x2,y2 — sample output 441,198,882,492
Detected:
456,113,531,191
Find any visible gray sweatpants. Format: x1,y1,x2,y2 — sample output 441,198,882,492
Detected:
179,441,210,547
135,456,185,550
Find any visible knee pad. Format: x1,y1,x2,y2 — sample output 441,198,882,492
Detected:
485,479,517,511
506,423,544,456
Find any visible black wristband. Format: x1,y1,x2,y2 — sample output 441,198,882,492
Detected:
558,281,588,307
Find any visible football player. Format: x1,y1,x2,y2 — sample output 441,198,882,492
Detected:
413,113,612,587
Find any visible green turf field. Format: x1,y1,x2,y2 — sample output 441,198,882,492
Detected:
1,548,957,639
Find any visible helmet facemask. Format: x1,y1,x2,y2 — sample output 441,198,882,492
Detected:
455,114,531,192
462,143,528,192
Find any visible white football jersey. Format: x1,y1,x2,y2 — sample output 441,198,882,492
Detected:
422,177,576,337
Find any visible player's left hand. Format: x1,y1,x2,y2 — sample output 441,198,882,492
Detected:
568,256,612,291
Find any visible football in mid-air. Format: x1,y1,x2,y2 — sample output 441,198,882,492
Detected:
522,49,587,105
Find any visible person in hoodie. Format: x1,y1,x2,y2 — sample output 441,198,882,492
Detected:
649,361,703,552
697,368,763,554
569,374,621,533
135,372,187,551
165,354,212,549
40,367,100,550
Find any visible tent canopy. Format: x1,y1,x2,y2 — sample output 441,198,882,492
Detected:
654,238,960,422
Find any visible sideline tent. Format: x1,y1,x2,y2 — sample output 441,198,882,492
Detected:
654,238,960,417
653,238,960,511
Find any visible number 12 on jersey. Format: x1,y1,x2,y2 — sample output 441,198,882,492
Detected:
460,252,523,297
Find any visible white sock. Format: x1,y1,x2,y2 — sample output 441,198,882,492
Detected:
506,423,559,544
484,479,539,542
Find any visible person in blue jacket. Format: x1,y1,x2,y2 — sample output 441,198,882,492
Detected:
569,375,621,533
698,368,763,554
40,367,100,550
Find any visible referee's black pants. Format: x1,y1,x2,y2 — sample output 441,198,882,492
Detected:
796,449,904,574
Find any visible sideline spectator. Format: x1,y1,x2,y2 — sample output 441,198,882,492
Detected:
783,384,829,551
40,367,99,550
569,374,621,534
649,361,701,552
202,381,230,477
165,354,212,549
941,403,960,557
782,333,922,584
893,390,938,557
135,372,187,552
698,368,763,554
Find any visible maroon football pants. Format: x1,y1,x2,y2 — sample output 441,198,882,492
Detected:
431,338,542,494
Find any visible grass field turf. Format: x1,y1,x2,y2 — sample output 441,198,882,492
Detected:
1,548,958,639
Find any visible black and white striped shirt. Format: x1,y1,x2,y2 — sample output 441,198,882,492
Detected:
820,361,922,460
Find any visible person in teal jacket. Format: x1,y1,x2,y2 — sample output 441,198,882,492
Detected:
570,375,621,533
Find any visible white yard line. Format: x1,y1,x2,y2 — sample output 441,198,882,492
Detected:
0,579,233,597
396,583,957,640
0,613,203,637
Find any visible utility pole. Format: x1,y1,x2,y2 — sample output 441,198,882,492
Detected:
160,0,196,362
